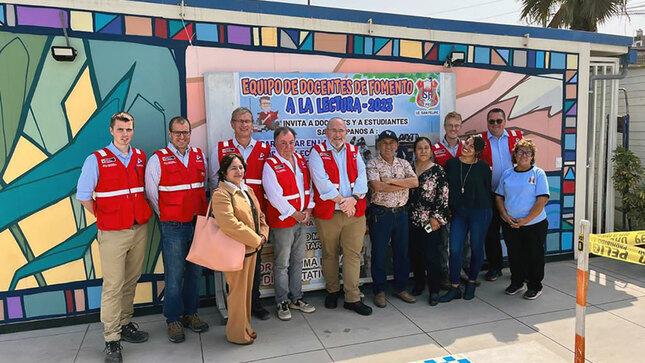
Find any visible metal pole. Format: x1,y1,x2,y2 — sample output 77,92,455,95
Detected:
575,219,591,363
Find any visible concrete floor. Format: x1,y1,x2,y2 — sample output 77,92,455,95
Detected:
0,258,643,363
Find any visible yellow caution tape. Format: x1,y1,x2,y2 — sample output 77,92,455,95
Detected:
589,235,645,266
592,231,645,246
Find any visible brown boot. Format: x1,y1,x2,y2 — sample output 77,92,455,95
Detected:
394,290,417,303
183,313,209,333
167,321,185,343
373,292,386,308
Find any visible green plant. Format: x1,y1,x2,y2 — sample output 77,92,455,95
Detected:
612,147,645,230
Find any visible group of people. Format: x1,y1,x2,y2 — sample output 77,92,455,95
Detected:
76,107,550,363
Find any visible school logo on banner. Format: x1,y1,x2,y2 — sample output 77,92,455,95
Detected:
415,78,440,109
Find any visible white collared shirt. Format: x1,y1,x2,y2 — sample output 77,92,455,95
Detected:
262,153,315,220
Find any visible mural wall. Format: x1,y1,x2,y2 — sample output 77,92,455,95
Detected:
0,3,579,324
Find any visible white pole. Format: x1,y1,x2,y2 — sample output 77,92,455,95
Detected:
575,219,591,363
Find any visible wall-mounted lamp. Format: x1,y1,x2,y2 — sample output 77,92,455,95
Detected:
443,51,465,68
51,11,77,62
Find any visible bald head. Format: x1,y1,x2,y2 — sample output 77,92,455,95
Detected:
325,117,348,149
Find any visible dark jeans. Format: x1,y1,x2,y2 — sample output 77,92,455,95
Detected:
485,197,504,271
448,207,492,285
160,221,203,324
369,205,410,293
502,219,548,291
409,223,445,294
252,246,263,306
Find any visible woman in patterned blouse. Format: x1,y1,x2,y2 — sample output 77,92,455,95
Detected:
407,137,450,306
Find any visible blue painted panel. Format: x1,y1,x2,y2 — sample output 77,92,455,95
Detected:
563,195,574,208
474,47,490,64
87,286,102,309
195,23,219,42
565,134,576,150
562,232,573,250
546,232,560,252
364,37,373,55
551,52,566,69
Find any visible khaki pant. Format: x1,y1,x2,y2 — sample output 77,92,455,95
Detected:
315,212,366,303
224,253,257,344
97,223,148,342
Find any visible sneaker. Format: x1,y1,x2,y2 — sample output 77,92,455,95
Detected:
252,300,271,320
429,293,439,306
523,289,542,300
373,292,387,308
289,299,316,313
393,290,417,303
104,341,122,363
277,301,292,321
120,322,148,343
505,284,525,296
183,313,209,333
438,286,462,303
343,300,373,316
167,321,185,343
485,269,503,281
463,282,476,300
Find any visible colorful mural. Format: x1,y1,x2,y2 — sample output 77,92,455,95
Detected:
0,3,579,325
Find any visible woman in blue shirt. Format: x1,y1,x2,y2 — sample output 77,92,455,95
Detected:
494,139,549,300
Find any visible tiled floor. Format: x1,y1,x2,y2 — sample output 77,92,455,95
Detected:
1,258,643,363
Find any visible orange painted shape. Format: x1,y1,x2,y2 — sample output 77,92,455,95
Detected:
575,334,585,363
124,16,152,36
376,40,392,56
491,50,506,65
313,33,347,54
566,84,577,99
576,269,588,306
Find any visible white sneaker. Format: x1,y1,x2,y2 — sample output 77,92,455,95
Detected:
277,301,291,321
289,299,316,313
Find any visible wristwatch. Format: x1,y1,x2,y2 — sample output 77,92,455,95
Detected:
351,194,360,201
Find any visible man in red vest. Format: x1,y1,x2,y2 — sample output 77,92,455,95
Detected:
309,117,372,316
209,107,272,320
76,112,152,363
432,111,464,168
145,116,209,343
479,108,523,282
262,126,316,321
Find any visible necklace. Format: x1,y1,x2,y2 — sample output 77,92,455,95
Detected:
460,159,475,194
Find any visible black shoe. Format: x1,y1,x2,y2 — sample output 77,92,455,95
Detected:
438,287,462,303
485,269,503,281
252,302,270,320
463,282,476,300
505,283,524,296
411,285,425,296
343,300,372,316
120,322,148,343
429,293,439,306
325,291,340,309
104,341,123,363
523,289,542,300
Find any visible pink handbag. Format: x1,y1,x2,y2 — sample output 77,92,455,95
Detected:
186,202,245,272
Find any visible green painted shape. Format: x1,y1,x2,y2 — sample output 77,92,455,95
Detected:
23,107,46,151
142,215,161,274
564,100,575,113
0,66,134,233
8,224,46,287
24,290,67,318
69,196,85,229
83,244,94,280
10,224,97,290
88,40,180,155
0,31,49,175
29,36,88,154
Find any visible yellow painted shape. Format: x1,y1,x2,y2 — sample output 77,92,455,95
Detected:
18,198,77,257
134,282,153,304
253,27,259,46
567,54,578,69
261,27,277,47
15,276,38,290
91,240,102,278
65,66,97,137
70,11,93,32
0,229,28,291
468,45,474,63
154,252,164,274
42,259,86,285
2,136,48,184
399,40,422,59
545,52,550,68
299,31,309,45
85,208,96,226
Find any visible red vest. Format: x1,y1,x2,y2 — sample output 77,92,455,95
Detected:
480,130,523,167
93,147,152,231
432,139,464,168
218,139,270,211
265,153,312,228
155,147,208,222
311,142,366,220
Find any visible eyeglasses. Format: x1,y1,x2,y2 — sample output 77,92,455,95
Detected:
516,150,534,157
445,124,461,129
171,130,191,137
233,119,253,125
487,119,504,125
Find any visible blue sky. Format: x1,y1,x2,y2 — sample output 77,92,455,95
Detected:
265,0,644,37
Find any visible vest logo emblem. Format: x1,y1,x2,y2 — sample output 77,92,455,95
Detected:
223,147,236,153
258,153,266,160
137,158,144,165
101,157,116,164
162,156,176,162
196,154,202,161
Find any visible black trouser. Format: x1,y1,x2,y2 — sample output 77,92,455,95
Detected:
252,245,263,306
501,219,548,291
485,198,504,271
409,223,444,294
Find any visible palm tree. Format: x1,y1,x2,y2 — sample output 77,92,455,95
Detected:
519,0,628,31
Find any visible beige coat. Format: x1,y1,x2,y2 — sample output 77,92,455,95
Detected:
211,182,269,254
